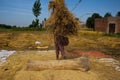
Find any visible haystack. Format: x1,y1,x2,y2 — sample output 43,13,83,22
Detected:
46,0,80,36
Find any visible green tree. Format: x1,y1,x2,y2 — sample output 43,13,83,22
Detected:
0,24,12,29
29,19,39,28
32,0,41,27
104,12,112,18
86,13,102,30
86,17,94,28
116,11,120,17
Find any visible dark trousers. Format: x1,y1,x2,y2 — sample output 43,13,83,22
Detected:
55,41,66,59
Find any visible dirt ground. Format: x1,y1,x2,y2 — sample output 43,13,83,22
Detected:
0,50,120,80
0,31,120,80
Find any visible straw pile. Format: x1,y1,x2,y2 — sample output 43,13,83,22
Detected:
46,0,80,36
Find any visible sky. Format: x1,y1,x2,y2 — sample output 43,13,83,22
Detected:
0,0,120,27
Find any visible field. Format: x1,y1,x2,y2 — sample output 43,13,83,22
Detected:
0,29,120,80
0,30,120,58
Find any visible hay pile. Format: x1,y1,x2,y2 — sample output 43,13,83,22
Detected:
46,0,80,36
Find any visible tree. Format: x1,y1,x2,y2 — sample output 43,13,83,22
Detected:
32,0,41,27
0,24,12,29
116,11,120,17
92,13,102,18
86,13,102,30
46,0,80,59
104,12,112,18
86,17,94,28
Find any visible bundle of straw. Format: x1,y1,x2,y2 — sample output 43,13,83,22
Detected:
46,0,80,36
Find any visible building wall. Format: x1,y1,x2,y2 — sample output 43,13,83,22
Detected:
116,17,120,33
95,17,120,33
95,18,107,32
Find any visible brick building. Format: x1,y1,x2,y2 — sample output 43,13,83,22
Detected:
95,17,120,33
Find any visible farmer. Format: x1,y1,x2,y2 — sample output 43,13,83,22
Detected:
46,0,80,59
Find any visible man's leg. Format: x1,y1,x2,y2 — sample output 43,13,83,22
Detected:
55,44,60,59
59,44,66,59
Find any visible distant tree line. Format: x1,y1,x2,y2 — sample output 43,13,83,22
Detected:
0,24,46,31
0,24,16,29
86,11,120,29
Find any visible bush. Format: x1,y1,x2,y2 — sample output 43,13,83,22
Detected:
103,33,120,37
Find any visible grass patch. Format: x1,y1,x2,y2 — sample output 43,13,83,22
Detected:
103,33,120,38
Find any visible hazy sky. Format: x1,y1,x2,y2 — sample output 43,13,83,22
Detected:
0,0,120,27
